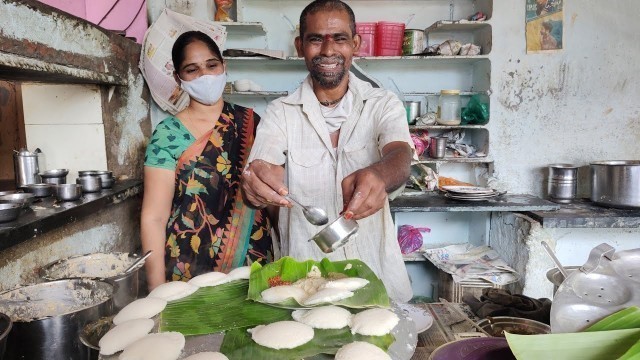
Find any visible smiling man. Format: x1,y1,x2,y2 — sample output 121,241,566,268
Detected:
241,0,413,301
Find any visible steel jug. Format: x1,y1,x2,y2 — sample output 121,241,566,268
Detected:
13,148,45,188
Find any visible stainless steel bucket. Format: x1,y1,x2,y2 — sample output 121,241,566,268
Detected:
0,279,113,360
40,252,140,311
590,160,640,208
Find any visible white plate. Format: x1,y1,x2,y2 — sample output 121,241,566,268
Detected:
397,303,434,333
441,186,495,194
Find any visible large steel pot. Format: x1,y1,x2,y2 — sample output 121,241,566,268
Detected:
590,161,640,208
0,279,113,360
40,252,141,311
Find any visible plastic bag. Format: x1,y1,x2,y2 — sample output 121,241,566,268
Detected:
461,95,490,125
397,225,431,255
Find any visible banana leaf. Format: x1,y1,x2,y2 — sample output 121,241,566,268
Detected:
248,257,390,309
158,280,291,335
505,328,640,360
619,340,640,360
586,306,640,332
220,325,395,360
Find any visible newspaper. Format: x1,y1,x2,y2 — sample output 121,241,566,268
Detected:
423,244,519,286
139,9,227,115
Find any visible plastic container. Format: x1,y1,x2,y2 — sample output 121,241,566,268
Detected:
375,22,405,56
437,90,462,125
356,22,376,57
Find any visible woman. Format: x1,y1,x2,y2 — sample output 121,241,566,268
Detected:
141,31,273,291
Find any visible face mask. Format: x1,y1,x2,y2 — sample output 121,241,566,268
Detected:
179,72,227,105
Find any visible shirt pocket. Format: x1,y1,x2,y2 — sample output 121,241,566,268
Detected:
289,148,329,197
343,141,376,167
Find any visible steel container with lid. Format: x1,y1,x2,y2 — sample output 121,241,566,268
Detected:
13,148,45,188
437,90,461,125
547,164,578,203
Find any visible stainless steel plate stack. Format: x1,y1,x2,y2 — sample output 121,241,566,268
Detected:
441,186,504,201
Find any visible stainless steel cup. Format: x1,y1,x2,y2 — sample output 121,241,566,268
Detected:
405,101,421,125
76,176,102,193
429,137,447,159
309,216,359,253
13,152,41,187
548,164,578,203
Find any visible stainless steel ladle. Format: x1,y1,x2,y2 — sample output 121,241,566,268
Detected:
286,194,328,226
124,250,153,274
541,241,569,279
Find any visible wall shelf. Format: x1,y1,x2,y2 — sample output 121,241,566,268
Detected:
425,20,490,33
216,21,266,35
413,157,492,165
224,91,288,98
410,124,487,130
391,193,560,213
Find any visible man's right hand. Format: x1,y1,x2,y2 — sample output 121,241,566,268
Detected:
241,160,290,208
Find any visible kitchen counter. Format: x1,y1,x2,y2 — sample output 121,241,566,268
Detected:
390,192,560,213
523,198,640,228
0,179,142,252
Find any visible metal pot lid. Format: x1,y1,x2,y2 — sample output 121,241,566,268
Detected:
550,243,640,333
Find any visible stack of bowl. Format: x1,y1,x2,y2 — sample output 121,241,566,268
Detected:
0,203,21,223
40,169,69,185
77,170,114,190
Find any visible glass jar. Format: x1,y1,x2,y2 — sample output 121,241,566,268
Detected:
437,89,462,125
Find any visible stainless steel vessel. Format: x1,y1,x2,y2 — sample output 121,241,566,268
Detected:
40,252,140,311
0,279,113,360
309,216,359,253
590,160,640,208
13,148,44,188
547,164,578,203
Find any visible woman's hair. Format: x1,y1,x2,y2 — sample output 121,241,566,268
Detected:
171,31,223,71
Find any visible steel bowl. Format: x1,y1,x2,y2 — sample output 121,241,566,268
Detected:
0,279,114,360
476,316,551,336
55,184,82,201
76,176,102,193
0,193,36,209
309,216,359,253
41,169,69,185
590,160,640,208
78,170,101,177
21,183,53,198
40,252,141,311
0,190,21,197
0,203,22,223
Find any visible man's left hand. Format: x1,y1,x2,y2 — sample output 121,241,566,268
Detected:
341,168,388,220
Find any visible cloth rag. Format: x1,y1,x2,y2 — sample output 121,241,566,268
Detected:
462,288,552,324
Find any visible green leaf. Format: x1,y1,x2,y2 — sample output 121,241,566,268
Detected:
248,257,390,309
220,325,394,360
505,328,640,360
586,307,640,332
159,281,291,335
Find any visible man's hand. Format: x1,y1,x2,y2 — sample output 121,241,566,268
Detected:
341,168,388,220
241,160,289,208
341,142,412,220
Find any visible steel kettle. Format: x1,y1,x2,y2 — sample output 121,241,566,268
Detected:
13,147,45,187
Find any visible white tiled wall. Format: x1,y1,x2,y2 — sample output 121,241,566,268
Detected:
22,83,107,181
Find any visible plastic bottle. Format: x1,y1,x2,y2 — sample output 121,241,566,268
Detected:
437,90,462,125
